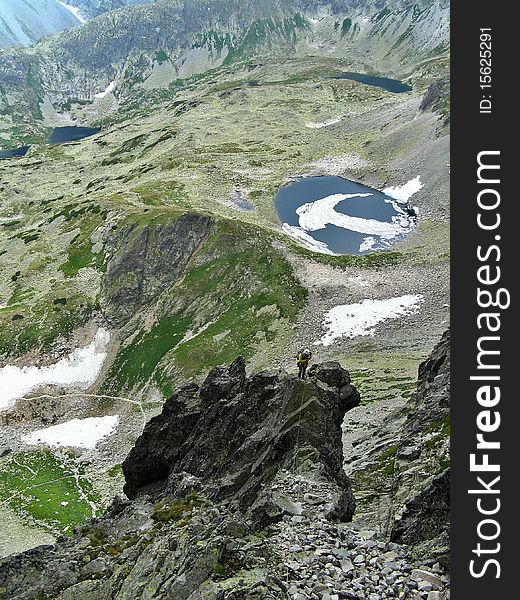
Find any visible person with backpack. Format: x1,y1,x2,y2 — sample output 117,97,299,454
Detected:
296,348,312,379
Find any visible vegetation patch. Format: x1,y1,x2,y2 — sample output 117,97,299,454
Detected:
289,242,403,269
0,451,99,535
0,293,96,359
101,314,192,395
169,221,307,376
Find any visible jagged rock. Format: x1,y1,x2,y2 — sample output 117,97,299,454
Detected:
420,77,450,124
0,358,361,599
410,568,443,590
123,357,360,525
0,345,454,599
391,470,449,547
390,330,451,566
402,329,450,437
165,471,203,499
397,446,421,461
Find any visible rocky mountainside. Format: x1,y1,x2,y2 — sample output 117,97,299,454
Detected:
0,1,157,48
343,330,450,567
69,1,156,20
0,0,450,569
0,349,450,599
390,329,450,564
0,0,449,146
0,0,81,48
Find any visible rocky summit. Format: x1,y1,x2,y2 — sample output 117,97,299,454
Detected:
0,342,450,599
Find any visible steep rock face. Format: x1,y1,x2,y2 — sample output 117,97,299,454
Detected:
123,357,361,525
102,213,212,327
0,359,360,599
343,330,450,566
390,329,450,565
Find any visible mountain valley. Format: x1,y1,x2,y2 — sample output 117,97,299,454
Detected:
0,2,450,597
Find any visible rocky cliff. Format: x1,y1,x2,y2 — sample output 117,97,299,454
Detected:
0,358,362,598
390,329,450,566
344,330,450,568
0,340,452,599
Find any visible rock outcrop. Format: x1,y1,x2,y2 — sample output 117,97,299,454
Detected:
102,214,212,327
342,329,450,569
0,359,361,599
123,357,360,526
390,329,450,565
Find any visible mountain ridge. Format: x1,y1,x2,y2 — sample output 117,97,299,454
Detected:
0,0,449,147
0,344,451,599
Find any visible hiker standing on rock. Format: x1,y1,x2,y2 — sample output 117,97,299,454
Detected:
296,348,312,379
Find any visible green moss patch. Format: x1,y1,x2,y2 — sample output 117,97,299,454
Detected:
152,492,206,525
0,451,99,535
101,314,192,395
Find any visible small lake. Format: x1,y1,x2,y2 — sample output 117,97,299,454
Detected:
276,176,417,255
335,72,411,93
0,146,30,159
228,188,255,211
48,126,101,144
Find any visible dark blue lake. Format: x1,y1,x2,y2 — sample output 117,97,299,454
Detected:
48,126,101,144
335,72,411,93
276,176,416,255
0,146,30,159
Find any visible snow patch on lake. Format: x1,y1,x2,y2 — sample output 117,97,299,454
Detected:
94,81,116,99
383,176,423,203
0,328,110,411
296,193,413,240
56,1,86,23
305,117,343,129
319,295,424,346
22,415,119,449
281,224,337,255
359,236,377,253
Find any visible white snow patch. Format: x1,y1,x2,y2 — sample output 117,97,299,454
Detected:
305,116,343,129
0,328,110,412
22,415,119,450
383,176,424,203
281,224,337,255
56,1,86,24
94,81,116,99
319,295,424,346
296,193,413,240
359,236,377,253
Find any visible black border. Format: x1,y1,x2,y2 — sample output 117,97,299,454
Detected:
451,2,515,595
